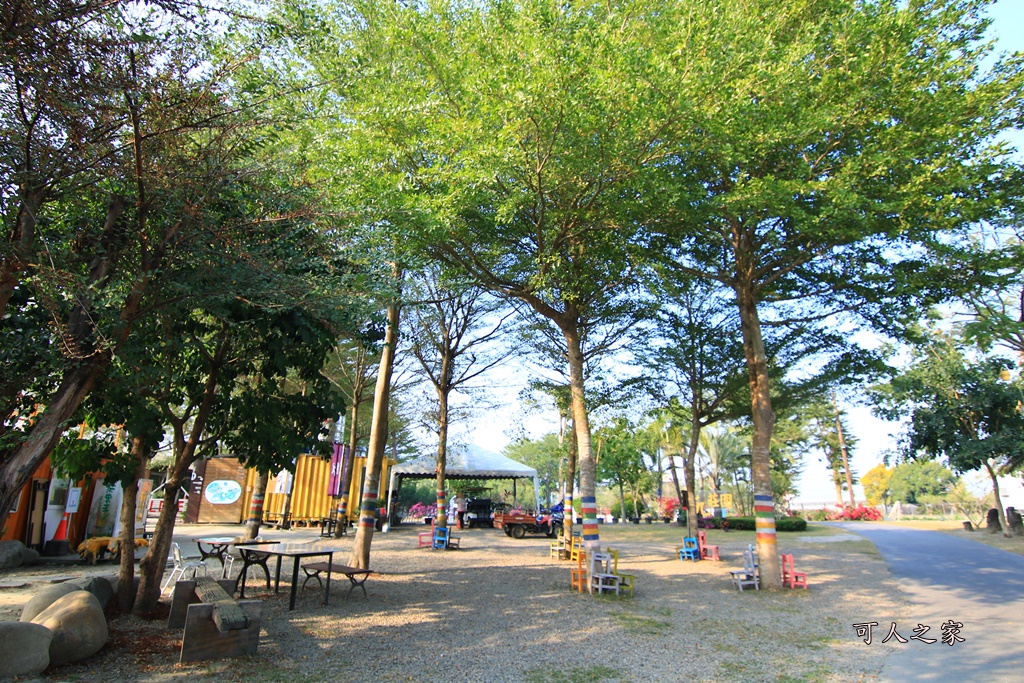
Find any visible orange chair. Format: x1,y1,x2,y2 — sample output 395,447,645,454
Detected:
781,553,808,589
570,550,588,592
697,530,720,561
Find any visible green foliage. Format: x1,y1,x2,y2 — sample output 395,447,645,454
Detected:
887,460,957,505
503,433,566,504
872,329,1024,476
724,516,807,531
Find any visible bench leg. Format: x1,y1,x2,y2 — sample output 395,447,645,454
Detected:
178,600,263,663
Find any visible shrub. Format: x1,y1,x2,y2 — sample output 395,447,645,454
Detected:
715,516,807,531
776,516,808,532
826,505,882,521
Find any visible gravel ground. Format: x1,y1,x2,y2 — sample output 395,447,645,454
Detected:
1,525,905,683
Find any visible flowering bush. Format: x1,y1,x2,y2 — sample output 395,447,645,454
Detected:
826,505,882,521
407,502,436,519
658,496,681,518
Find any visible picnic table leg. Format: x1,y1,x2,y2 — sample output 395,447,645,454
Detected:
274,556,283,594
324,557,331,606
289,557,300,611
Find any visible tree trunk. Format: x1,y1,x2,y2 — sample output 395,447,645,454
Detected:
685,427,701,539
334,402,361,537
434,379,450,530
832,394,856,507
563,420,577,536
668,455,686,527
562,319,599,551
134,340,227,613
734,282,781,589
0,360,109,531
984,459,1011,538
244,472,269,540
116,437,149,611
350,285,400,569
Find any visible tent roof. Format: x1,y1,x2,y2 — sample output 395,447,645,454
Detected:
392,447,536,480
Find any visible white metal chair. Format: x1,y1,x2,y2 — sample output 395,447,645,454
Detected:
160,542,207,595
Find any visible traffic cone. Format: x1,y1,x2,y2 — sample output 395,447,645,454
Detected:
43,512,71,556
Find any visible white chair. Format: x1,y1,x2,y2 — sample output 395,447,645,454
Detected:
160,542,207,595
730,544,760,591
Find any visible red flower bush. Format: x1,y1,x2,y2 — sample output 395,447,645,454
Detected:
826,504,882,521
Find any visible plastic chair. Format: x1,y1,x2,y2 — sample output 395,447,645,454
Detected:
730,544,760,591
570,549,588,592
588,551,621,595
160,542,207,595
678,537,701,562
604,548,635,597
781,553,808,589
697,530,720,561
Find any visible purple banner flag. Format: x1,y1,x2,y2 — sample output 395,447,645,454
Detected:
328,443,347,497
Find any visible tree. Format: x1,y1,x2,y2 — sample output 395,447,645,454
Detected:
407,267,512,530
653,0,1024,587
322,334,381,537
595,418,658,521
503,433,566,506
1,3,281,532
887,461,958,506
861,464,893,507
872,330,1024,535
291,0,675,553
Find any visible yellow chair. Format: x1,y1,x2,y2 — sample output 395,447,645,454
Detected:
569,535,584,563
605,548,635,598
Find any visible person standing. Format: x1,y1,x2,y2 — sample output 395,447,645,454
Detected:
455,492,467,530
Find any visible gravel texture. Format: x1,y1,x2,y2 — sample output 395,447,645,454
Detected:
0,525,904,683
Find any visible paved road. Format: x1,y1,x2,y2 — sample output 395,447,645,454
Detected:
834,523,1024,682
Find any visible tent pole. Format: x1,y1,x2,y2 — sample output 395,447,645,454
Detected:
384,468,397,533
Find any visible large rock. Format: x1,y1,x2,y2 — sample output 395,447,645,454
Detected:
20,545,41,566
19,583,80,622
0,539,26,569
72,575,115,610
0,622,53,677
30,590,108,667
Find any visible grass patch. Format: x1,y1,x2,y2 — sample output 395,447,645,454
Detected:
523,665,623,683
611,607,673,635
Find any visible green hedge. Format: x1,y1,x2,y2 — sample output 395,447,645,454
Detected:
724,516,807,532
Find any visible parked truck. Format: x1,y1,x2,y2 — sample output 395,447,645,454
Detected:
493,502,564,539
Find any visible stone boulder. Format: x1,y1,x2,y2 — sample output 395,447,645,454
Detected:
72,575,116,610
0,622,53,677
30,590,108,667
20,544,41,566
19,582,80,622
0,539,26,569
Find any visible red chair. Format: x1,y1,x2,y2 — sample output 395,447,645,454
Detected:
781,553,808,589
418,520,435,548
697,530,720,561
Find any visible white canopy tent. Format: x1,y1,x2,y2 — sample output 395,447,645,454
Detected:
385,447,540,530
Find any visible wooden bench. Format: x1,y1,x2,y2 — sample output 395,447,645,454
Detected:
301,561,373,598
168,576,262,662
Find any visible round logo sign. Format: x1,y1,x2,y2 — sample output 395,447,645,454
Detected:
204,480,242,505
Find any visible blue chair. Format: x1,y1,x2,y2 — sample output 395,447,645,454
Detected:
432,526,461,550
679,536,700,562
